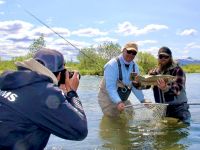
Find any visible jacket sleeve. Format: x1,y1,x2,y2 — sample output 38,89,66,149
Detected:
104,63,122,104
131,86,145,102
30,87,88,141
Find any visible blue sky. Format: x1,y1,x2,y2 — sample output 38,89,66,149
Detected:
0,0,199,61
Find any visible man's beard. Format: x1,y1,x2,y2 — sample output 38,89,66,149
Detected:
158,59,172,72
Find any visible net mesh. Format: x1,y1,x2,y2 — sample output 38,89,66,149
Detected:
124,103,168,122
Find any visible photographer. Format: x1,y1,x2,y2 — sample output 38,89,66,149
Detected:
0,48,88,149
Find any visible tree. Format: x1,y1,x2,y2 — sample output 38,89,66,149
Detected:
28,34,46,56
77,47,101,69
136,52,157,74
97,42,121,61
77,42,121,75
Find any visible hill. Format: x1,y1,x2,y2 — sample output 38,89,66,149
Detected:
176,57,200,66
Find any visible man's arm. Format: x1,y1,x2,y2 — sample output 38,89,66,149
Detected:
33,88,88,141
104,63,121,104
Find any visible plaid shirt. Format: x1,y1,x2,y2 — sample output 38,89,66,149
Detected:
149,63,191,123
149,62,186,96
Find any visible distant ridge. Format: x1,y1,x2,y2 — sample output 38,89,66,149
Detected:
176,57,200,66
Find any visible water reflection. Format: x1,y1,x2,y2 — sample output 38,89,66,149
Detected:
99,116,134,150
152,119,190,150
99,116,189,150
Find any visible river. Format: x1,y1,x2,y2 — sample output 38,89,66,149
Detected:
46,73,200,150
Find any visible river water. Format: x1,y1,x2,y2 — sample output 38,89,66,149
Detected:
46,73,200,150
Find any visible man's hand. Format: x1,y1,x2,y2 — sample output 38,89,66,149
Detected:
131,72,140,85
157,78,169,91
59,70,80,93
117,102,125,111
65,71,79,92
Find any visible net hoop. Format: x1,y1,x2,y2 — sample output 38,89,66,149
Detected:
124,103,168,122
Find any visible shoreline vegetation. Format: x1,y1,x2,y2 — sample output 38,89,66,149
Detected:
0,58,200,75
1,35,200,75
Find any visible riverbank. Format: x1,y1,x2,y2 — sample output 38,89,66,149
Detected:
0,59,200,75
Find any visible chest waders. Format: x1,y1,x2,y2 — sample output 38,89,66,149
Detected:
116,58,135,101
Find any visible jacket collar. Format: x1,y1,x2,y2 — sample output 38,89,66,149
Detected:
15,58,58,85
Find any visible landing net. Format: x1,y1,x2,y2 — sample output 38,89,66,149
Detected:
124,103,168,122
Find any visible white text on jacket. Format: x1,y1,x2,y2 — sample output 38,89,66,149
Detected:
0,89,18,102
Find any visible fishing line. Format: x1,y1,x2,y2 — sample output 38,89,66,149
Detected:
15,0,103,70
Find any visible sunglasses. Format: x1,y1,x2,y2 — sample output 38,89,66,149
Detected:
158,54,170,59
126,50,137,56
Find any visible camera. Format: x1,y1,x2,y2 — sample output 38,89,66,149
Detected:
59,69,81,85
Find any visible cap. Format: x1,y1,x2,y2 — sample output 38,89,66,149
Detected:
124,42,138,52
158,47,172,56
33,48,65,72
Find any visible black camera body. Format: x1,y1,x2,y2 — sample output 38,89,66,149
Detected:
59,69,81,85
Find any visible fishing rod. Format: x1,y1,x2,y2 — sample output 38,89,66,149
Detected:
124,103,168,108
188,103,200,105
15,0,103,70
124,103,200,108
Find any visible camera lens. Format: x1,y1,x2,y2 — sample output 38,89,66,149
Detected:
58,70,81,86
69,71,74,79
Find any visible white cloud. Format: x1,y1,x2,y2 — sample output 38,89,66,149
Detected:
0,20,35,59
178,29,198,36
31,26,71,37
4,33,34,42
0,20,34,34
140,46,160,57
0,41,29,60
0,0,5,5
45,39,91,62
72,28,108,37
94,37,118,43
116,21,168,36
136,40,158,46
50,38,90,49
185,42,200,49
0,19,92,61
0,20,76,60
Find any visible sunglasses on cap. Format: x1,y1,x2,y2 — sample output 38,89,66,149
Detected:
126,50,137,56
158,54,170,59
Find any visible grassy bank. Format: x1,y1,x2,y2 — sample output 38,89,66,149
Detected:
182,64,200,73
1,60,200,75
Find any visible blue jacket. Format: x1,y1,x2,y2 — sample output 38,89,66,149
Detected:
0,69,88,150
104,54,145,104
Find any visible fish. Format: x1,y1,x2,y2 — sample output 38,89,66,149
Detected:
130,73,176,86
